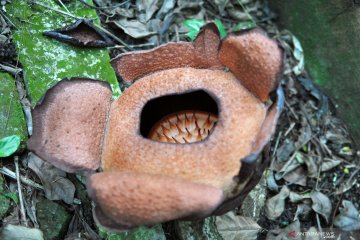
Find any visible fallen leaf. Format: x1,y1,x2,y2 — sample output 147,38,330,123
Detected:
233,21,256,31
0,224,44,240
216,211,261,240
320,158,342,172
156,0,176,19
311,191,332,223
334,200,360,231
336,177,357,194
0,135,20,157
291,34,304,75
214,18,227,38
226,3,251,21
214,0,229,16
302,155,318,178
265,186,290,220
27,153,75,204
114,19,156,38
136,0,160,22
276,139,296,163
289,191,310,203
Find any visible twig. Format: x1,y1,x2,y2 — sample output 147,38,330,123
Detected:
0,167,82,204
272,131,282,157
237,0,257,25
56,0,70,13
78,0,129,10
15,157,28,227
30,0,79,19
312,139,324,191
284,100,299,120
93,23,131,50
0,167,44,190
108,42,155,49
0,63,22,75
0,10,17,28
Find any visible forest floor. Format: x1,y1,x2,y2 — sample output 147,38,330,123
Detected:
0,0,359,240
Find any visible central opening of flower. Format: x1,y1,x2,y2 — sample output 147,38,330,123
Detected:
140,90,219,144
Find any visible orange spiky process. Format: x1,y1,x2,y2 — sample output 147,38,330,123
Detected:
148,111,218,144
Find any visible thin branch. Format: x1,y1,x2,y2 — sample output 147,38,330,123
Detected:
30,0,79,19
0,63,22,75
78,0,130,10
237,0,256,25
0,167,44,190
15,157,28,226
56,0,70,13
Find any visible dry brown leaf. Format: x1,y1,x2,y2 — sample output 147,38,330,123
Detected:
311,191,332,223
265,186,290,220
216,211,261,240
27,153,75,204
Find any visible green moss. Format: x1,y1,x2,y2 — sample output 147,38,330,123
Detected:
0,175,10,219
99,225,166,240
175,217,223,240
0,72,27,150
37,199,72,240
7,0,120,106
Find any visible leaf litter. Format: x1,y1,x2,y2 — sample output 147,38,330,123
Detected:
0,0,359,239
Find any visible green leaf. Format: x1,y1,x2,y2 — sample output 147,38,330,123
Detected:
182,19,205,41
0,135,20,157
233,21,256,32
214,18,227,38
3,192,19,204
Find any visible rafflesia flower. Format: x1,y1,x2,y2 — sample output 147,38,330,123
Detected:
27,23,284,231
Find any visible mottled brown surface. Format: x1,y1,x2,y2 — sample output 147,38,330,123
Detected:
219,29,282,102
193,22,223,68
101,68,266,192
111,23,223,82
27,79,112,173
88,171,224,228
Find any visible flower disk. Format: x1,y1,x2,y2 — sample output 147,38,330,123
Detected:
148,111,218,144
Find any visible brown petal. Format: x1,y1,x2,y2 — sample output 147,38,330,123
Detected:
252,87,284,153
27,78,112,174
87,171,224,229
44,19,114,48
219,28,283,102
111,22,223,83
193,22,223,69
213,87,284,215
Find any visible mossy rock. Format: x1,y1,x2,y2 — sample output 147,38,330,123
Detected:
175,217,223,240
99,224,166,240
0,174,10,219
0,72,27,150
36,199,72,240
6,0,120,106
